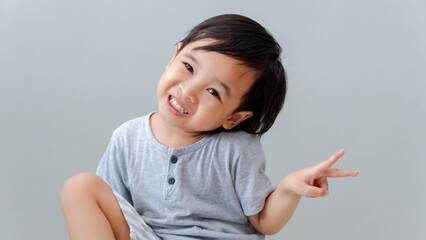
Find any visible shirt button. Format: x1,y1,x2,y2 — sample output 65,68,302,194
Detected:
168,177,175,185
170,155,178,164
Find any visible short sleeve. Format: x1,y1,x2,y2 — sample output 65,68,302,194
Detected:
96,129,133,204
234,138,275,216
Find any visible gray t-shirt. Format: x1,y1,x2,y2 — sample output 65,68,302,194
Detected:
96,113,275,239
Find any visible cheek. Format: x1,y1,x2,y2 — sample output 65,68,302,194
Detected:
156,78,165,97
158,67,182,88
157,72,173,94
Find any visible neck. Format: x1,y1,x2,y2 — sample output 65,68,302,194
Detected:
150,113,206,148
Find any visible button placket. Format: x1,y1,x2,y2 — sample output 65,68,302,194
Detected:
165,154,179,200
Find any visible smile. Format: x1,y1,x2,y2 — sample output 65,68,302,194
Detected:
169,96,188,114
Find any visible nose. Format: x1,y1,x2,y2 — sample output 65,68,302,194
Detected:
179,81,199,104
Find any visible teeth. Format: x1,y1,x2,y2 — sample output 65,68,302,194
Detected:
170,96,188,114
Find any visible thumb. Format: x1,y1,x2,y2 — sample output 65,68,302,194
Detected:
304,186,329,198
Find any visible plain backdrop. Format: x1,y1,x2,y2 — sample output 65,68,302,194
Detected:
1,0,425,239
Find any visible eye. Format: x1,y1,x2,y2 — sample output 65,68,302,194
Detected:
208,88,221,100
184,63,194,74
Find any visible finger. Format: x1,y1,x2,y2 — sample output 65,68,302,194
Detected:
317,178,328,192
303,185,329,198
325,168,359,178
316,149,345,170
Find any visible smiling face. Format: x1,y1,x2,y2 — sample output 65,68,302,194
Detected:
155,39,256,136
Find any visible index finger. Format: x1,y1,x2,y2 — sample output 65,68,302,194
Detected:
316,149,345,170
325,168,359,178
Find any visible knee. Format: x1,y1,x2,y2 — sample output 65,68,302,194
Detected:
60,172,102,205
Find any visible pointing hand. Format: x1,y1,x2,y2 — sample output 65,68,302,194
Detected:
279,149,359,198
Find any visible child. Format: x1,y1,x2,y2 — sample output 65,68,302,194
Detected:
60,14,358,240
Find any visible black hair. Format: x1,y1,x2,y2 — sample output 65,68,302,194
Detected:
178,14,287,137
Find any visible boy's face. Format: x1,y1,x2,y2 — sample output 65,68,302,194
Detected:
156,39,256,135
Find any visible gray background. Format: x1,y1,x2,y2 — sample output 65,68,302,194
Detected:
1,0,425,239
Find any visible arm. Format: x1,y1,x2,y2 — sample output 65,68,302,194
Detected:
248,184,301,235
248,149,358,235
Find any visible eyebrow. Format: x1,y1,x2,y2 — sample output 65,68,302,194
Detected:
184,53,200,68
220,81,231,98
184,52,231,98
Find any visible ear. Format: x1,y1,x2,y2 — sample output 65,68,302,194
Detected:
166,42,182,70
222,111,253,130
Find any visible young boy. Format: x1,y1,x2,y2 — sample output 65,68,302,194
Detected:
60,14,358,240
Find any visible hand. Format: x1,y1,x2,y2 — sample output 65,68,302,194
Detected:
279,149,359,198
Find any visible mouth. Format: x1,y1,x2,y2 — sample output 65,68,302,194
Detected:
169,96,188,114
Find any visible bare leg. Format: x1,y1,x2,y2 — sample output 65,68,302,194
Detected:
60,172,130,240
